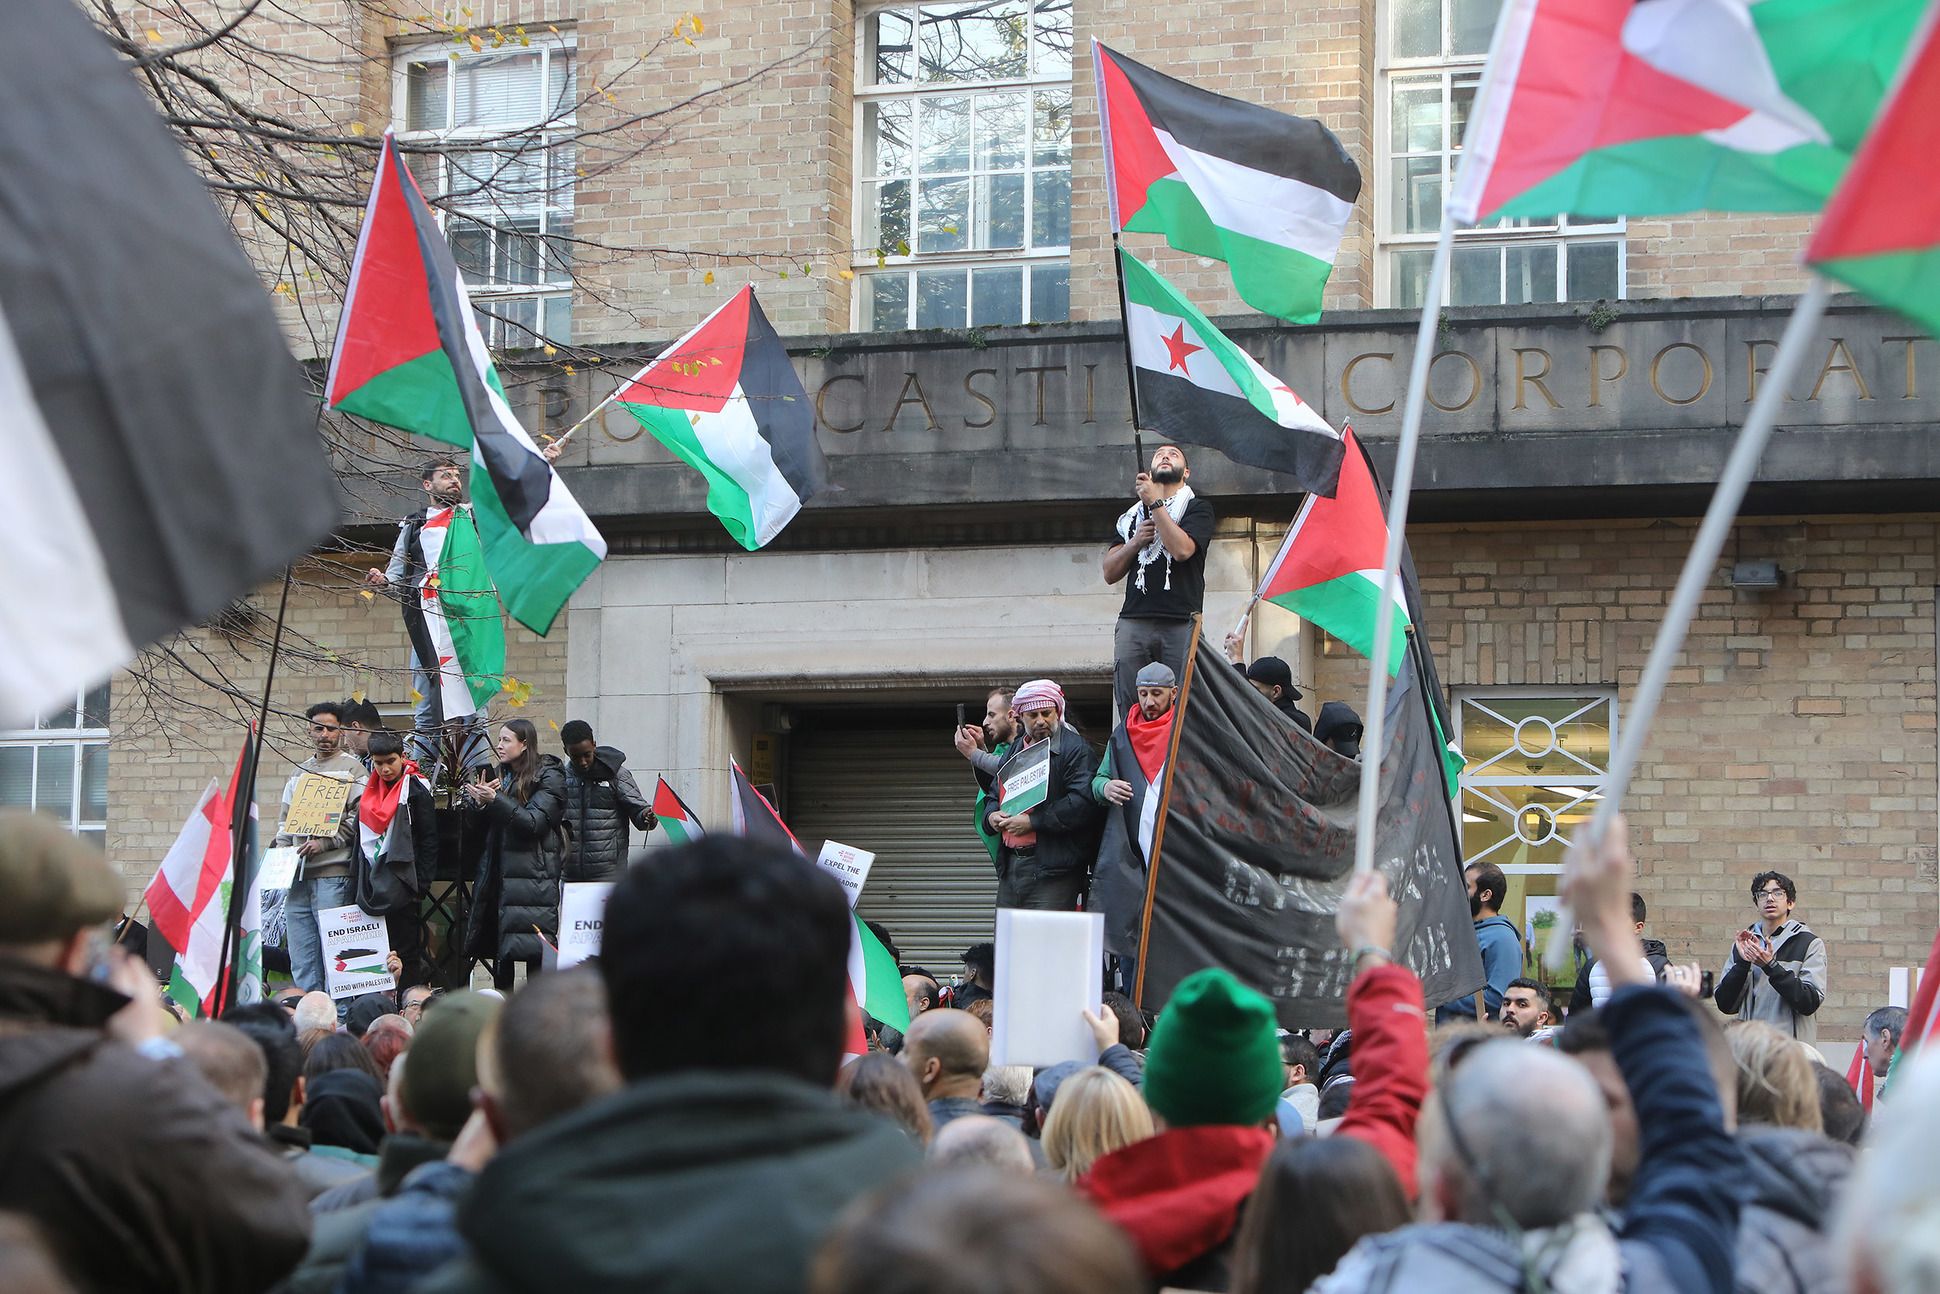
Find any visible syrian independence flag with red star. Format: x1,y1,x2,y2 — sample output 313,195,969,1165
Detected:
326,131,604,635
1121,248,1343,494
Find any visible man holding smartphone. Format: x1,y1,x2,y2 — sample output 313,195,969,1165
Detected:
1714,870,1828,1044
953,687,1017,865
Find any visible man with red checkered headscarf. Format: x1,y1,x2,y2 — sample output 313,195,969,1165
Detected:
981,679,1105,911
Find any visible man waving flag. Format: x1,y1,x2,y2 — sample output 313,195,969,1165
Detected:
327,131,605,635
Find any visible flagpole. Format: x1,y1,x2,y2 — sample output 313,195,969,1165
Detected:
1351,208,1455,874
544,379,625,450
1546,273,1832,968
212,562,294,1015
1110,235,1149,466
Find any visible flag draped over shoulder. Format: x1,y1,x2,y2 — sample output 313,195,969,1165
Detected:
1449,0,1924,225
327,132,604,635
403,505,505,721
611,287,829,551
1096,628,1481,1028
1806,16,1940,337
652,777,705,845
0,1,339,726
1095,41,1360,324
1120,249,1344,492
144,742,253,1017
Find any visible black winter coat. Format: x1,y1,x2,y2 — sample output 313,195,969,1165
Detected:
467,755,568,963
988,725,1105,881
560,745,654,881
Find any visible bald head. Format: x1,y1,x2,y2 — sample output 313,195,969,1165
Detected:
902,1009,989,1101
1420,1040,1611,1228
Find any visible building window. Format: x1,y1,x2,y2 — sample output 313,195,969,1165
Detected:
1455,691,1615,983
0,685,110,851
1379,0,1623,307
393,37,576,347
854,1,1072,330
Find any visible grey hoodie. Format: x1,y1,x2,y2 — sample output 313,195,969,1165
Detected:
1714,919,1827,1045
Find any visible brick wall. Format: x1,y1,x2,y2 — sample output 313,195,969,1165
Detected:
1311,516,1940,1047
105,555,570,902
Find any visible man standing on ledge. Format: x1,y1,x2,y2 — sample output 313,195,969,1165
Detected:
1103,444,1215,717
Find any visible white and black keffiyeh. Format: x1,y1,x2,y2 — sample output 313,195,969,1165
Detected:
1115,485,1195,594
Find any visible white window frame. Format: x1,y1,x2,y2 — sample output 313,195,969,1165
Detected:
0,686,110,845
1375,0,1626,308
851,1,1073,330
390,34,577,347
1453,687,1617,876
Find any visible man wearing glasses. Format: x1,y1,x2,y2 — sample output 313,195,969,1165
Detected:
399,984,440,1024
272,701,368,1007
1715,871,1828,1045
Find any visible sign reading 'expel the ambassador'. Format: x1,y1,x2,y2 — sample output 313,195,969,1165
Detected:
557,882,615,969
815,841,875,911
318,904,393,1001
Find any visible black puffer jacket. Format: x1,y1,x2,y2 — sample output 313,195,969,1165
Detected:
560,746,655,881
1733,1124,1853,1294
468,756,568,963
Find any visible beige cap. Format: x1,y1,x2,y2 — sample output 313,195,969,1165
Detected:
0,810,123,944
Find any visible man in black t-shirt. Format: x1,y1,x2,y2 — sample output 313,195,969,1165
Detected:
1102,443,1215,716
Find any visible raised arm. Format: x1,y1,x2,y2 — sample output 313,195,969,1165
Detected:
1333,871,1430,1198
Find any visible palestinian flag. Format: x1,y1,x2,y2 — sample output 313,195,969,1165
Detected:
1109,704,1176,865
652,777,706,845
1449,0,1924,225
0,0,338,727
1806,14,1940,337
1120,249,1343,493
144,742,251,1017
1882,923,1940,1098
611,287,829,551
850,911,910,1038
402,504,505,722
1094,42,1360,324
327,131,605,635
729,758,805,856
1258,429,1408,674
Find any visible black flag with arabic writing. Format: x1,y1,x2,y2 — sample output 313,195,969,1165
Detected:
1098,622,1480,1028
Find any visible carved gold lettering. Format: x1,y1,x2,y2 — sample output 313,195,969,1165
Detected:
1587,345,1627,408
1427,351,1481,414
964,367,998,429
1745,340,1780,403
1884,335,1924,400
1512,347,1559,411
598,405,643,443
1649,342,1712,407
815,372,866,434
1083,362,1099,424
1809,337,1873,402
1341,352,1395,416
882,371,940,432
1014,365,1066,427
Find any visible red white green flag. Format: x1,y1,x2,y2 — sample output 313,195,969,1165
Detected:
652,776,705,846
144,741,252,1017
1094,41,1360,325
1257,429,1409,675
1449,0,1924,225
412,504,505,719
849,912,909,1040
1806,14,1940,338
326,131,604,635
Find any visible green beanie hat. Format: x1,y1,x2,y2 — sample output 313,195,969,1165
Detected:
401,991,501,1142
1142,968,1284,1128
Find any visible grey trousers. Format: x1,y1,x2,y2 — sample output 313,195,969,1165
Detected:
1113,617,1195,718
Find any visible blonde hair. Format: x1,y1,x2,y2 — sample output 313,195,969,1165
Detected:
1041,1066,1154,1181
1726,1021,1822,1133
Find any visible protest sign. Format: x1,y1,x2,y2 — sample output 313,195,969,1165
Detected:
815,840,875,911
995,739,1053,817
317,904,394,1001
991,908,1104,1068
283,772,352,838
557,882,615,969
256,846,300,891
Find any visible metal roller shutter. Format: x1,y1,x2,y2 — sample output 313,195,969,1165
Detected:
786,720,995,975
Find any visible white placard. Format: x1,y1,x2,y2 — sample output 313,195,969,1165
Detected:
815,840,876,911
317,904,394,1001
256,846,300,891
991,908,1105,1068
557,882,616,969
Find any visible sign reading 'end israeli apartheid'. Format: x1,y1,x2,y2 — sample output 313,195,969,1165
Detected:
318,905,394,1001
556,883,615,970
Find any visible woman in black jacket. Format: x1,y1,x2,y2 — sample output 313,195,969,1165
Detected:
461,717,567,990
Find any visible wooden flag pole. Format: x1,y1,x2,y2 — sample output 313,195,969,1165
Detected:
1545,274,1832,969
1350,208,1454,874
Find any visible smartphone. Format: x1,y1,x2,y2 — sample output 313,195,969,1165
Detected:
955,703,966,729
1699,970,1715,998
